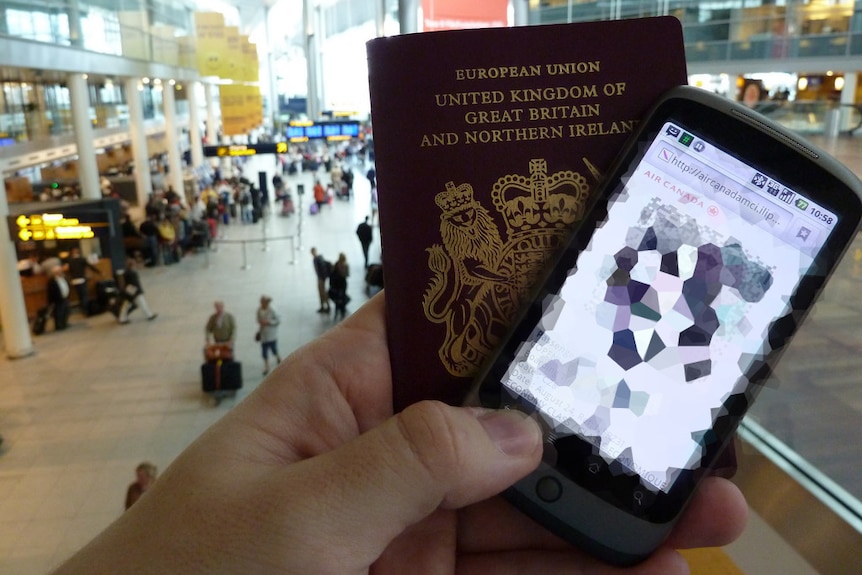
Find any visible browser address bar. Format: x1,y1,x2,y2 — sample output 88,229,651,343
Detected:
646,145,792,233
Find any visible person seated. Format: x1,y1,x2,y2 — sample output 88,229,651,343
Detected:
138,215,160,267
156,217,178,265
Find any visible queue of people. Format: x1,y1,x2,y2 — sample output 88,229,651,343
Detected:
121,189,212,267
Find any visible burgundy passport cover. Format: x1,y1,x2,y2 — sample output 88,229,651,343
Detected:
368,17,688,411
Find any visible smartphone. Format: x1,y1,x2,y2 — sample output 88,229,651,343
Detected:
466,86,862,565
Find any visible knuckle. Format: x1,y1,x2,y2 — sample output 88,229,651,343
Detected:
395,401,465,482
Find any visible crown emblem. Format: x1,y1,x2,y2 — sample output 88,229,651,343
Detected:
491,159,590,235
435,181,477,212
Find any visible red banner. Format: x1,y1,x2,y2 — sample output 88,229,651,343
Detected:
421,0,508,31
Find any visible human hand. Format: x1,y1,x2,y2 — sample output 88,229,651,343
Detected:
54,293,747,575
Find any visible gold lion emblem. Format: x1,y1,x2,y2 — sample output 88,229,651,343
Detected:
423,158,592,377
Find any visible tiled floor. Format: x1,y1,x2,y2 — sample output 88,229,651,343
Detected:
2,133,861,574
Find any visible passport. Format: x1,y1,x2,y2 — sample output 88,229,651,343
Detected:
367,17,688,411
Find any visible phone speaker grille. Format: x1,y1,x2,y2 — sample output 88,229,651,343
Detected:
730,109,821,160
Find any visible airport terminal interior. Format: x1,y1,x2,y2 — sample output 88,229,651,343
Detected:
2,1,862,573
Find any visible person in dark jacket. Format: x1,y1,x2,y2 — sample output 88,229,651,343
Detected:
356,217,373,269
311,247,331,313
117,259,158,324
65,247,101,315
46,265,71,330
328,253,351,320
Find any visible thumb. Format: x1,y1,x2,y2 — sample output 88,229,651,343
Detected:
291,400,542,566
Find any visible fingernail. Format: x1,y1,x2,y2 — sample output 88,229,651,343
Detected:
477,410,540,457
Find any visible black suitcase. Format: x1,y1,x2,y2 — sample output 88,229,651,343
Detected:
97,280,118,305
87,299,104,316
97,280,122,317
32,307,49,335
201,360,243,392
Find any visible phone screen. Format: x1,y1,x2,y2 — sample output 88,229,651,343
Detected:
498,120,839,496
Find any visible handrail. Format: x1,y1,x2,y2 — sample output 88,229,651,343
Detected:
752,101,862,136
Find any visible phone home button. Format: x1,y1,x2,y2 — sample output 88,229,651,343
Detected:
536,476,563,503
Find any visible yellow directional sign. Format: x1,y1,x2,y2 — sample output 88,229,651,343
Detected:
9,213,106,242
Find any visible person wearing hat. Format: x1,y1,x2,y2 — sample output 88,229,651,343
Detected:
256,295,282,375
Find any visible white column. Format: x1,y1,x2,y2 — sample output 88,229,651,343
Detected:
124,77,153,210
67,0,83,47
840,72,858,131
375,0,386,36
512,0,529,26
314,5,325,114
0,173,35,358
303,0,321,119
265,6,280,129
188,82,204,169
398,0,419,34
161,81,185,198
68,73,101,200
204,83,217,145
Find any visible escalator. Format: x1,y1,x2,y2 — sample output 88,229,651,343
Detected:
752,100,862,137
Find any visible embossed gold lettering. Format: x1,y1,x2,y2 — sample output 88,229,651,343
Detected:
464,109,524,124
509,85,598,103
527,104,600,121
603,82,627,96
435,91,506,106
455,65,542,80
464,125,564,144
420,132,459,146
567,120,636,137
545,61,601,75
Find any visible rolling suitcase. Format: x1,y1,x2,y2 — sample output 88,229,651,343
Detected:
202,359,243,404
96,280,120,316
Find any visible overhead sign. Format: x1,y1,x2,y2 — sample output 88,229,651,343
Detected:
203,142,288,158
286,121,361,142
421,0,508,31
9,213,110,242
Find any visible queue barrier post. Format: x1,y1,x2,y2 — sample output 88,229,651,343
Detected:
241,241,250,270
206,235,297,270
